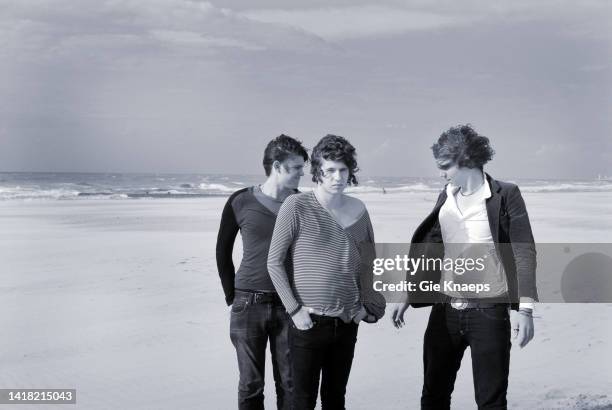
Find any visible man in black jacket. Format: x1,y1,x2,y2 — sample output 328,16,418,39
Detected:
391,125,537,410
216,134,308,410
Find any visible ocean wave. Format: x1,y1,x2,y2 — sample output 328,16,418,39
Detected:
346,183,440,194
77,192,130,200
125,192,223,199
78,191,225,199
198,182,239,192
2,176,612,201
520,183,612,193
0,187,81,200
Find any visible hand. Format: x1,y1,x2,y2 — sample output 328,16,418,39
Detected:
292,306,316,330
353,306,375,324
513,310,535,348
390,302,409,329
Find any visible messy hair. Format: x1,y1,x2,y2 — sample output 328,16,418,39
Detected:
431,124,495,169
310,134,359,185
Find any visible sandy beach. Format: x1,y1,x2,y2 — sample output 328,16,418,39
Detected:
1,192,611,409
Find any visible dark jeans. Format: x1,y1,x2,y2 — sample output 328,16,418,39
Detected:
290,314,359,410
230,290,293,410
422,304,511,410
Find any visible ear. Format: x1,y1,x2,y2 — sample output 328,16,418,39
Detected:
272,160,282,173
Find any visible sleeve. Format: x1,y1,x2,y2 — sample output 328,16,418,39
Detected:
506,185,539,302
405,190,445,306
215,194,240,306
359,211,386,322
267,196,301,315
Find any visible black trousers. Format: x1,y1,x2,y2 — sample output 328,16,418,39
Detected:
422,304,511,410
229,290,293,410
290,315,358,410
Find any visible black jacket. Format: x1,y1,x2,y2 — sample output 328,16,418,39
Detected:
407,174,538,311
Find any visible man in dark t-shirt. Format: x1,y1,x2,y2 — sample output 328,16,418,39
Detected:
216,134,308,410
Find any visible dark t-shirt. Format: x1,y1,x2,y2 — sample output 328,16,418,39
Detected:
253,184,283,214
215,186,293,305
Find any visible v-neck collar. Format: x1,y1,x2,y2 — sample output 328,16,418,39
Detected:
445,174,491,217
250,186,279,217
255,184,284,203
310,191,366,231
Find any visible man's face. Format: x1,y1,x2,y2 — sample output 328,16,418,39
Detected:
436,158,460,184
318,158,349,194
276,155,305,190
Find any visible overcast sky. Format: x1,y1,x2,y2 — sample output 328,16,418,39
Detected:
1,0,610,178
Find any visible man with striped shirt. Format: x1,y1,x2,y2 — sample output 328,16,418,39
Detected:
268,135,385,410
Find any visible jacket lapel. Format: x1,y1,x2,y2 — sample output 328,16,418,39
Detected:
485,173,502,243
411,189,447,243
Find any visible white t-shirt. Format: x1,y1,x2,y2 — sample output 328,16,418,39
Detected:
438,174,535,310
438,175,508,299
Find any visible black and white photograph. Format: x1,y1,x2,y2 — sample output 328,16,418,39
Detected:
1,1,611,409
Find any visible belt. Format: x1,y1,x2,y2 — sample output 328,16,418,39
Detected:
310,314,353,326
235,289,282,304
445,296,505,310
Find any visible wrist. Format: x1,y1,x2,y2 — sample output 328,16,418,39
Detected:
519,298,535,312
289,305,302,317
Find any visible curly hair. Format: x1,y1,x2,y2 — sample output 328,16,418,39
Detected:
310,134,359,185
262,134,309,176
431,124,495,169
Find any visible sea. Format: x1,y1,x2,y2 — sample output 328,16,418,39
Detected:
1,172,612,201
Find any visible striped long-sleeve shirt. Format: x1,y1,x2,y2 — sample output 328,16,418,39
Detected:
267,191,385,323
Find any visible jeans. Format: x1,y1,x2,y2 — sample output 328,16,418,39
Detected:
421,304,511,410
229,290,293,410
290,314,359,410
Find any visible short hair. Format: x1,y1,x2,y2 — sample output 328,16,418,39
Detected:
310,134,359,185
431,124,495,169
262,134,309,176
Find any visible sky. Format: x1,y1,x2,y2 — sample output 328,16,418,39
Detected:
0,0,610,178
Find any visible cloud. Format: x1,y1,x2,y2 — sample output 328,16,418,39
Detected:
239,1,612,41
242,6,467,41
0,0,609,176
0,0,331,65
150,30,264,51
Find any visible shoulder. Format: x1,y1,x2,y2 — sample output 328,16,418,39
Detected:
349,195,366,210
493,179,521,196
229,187,250,199
344,195,367,216
486,173,517,192
278,191,307,212
495,179,518,190
286,191,310,205
226,187,251,208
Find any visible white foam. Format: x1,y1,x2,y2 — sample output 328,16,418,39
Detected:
0,187,80,200
521,182,612,193
198,183,237,192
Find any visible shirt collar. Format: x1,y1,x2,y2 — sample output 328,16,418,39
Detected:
445,171,491,200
